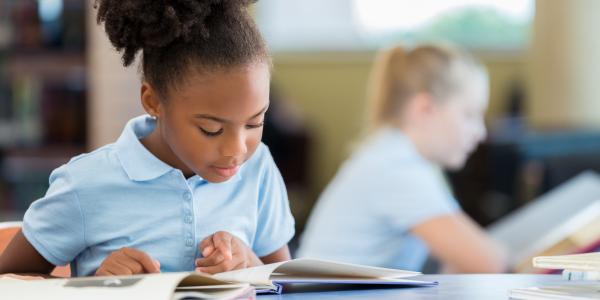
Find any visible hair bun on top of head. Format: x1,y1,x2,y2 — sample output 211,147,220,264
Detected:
94,0,256,67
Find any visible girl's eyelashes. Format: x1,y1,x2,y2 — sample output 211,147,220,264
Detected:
246,121,265,129
199,122,263,137
200,127,224,137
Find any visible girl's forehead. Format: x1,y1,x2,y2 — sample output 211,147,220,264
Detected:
185,64,270,91
167,65,270,118
179,64,269,96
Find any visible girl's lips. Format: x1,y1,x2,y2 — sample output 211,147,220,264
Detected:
212,165,240,178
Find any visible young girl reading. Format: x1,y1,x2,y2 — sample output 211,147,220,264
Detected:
0,0,294,277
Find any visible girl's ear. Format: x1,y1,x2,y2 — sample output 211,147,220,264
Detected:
412,92,436,119
141,82,162,118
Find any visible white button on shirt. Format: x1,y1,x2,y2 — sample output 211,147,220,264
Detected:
22,115,295,276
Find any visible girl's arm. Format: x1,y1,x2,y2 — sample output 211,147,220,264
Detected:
260,245,291,264
0,230,55,275
411,212,508,273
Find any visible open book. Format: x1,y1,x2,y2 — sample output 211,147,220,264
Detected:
211,258,436,293
0,272,254,300
0,258,435,299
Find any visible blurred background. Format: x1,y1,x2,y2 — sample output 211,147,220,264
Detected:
1,0,600,251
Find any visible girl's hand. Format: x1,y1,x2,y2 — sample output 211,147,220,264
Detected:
95,247,160,276
195,231,262,274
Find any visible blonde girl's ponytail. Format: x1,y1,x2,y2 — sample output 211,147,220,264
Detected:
365,46,408,132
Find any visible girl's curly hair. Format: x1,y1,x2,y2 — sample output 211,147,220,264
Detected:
95,0,269,98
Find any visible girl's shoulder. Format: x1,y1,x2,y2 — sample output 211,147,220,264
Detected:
53,143,122,184
67,143,117,165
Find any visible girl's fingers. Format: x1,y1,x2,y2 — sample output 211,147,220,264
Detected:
200,236,215,257
196,252,226,267
122,248,160,273
202,245,214,257
115,256,143,274
95,248,161,276
109,261,135,275
212,232,233,260
96,260,131,276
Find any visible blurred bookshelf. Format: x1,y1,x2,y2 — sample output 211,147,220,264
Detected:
0,0,86,221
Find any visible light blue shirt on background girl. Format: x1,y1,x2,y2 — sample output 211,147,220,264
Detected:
297,127,459,271
22,115,295,276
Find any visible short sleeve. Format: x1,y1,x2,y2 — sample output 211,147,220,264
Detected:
252,148,295,257
22,165,86,266
375,165,460,230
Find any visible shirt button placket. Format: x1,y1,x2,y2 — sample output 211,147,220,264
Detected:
185,238,194,247
183,191,192,201
182,189,196,264
184,215,193,224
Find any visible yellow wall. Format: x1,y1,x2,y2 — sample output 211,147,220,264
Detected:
529,0,600,128
273,52,528,199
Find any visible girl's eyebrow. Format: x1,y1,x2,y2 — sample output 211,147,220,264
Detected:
194,114,227,123
193,105,268,123
249,105,269,120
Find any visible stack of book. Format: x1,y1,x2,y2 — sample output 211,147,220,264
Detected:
510,252,600,299
535,253,600,281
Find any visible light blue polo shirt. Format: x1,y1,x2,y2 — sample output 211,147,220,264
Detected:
22,115,295,276
297,127,459,271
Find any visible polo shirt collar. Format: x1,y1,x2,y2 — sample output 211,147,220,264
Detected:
115,115,177,181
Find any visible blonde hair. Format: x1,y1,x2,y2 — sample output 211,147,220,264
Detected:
365,44,487,131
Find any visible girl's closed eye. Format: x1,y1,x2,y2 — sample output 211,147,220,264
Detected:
246,121,265,129
199,122,263,137
200,127,224,137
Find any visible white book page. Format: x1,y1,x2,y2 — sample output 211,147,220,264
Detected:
0,273,188,300
213,261,287,285
273,258,421,279
172,284,253,300
270,275,433,285
212,258,421,285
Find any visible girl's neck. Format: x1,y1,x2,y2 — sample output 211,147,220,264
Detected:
140,127,195,178
389,122,433,163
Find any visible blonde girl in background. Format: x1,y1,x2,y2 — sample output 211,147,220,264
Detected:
298,44,507,273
